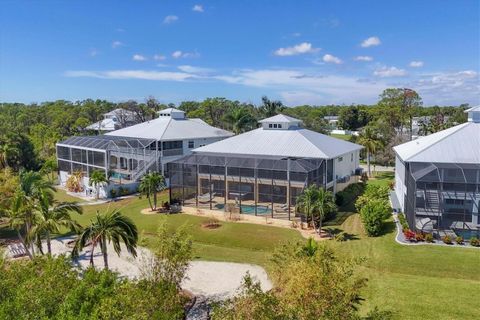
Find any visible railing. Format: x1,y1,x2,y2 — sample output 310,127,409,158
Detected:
162,148,183,157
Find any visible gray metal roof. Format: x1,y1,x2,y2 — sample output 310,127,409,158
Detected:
258,114,302,123
104,116,233,141
57,135,155,150
393,122,480,163
193,126,362,159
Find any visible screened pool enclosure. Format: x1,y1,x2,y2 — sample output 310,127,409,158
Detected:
168,154,333,220
404,162,480,238
56,135,157,183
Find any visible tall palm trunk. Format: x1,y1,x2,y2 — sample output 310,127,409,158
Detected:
101,236,109,269
89,241,96,267
46,231,52,255
16,230,33,259
153,190,157,210
367,150,371,177
96,184,100,200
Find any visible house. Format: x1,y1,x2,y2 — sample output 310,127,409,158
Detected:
56,108,233,198
86,108,137,132
167,114,363,219
393,106,480,239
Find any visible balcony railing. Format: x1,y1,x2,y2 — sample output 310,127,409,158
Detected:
162,148,183,157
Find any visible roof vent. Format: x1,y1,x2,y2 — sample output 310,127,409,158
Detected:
157,107,186,119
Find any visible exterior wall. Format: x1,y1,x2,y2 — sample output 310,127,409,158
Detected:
394,155,406,212
333,150,360,192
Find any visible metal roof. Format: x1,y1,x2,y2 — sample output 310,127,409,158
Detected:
258,114,302,123
104,116,233,141
86,118,117,131
393,122,480,163
193,126,362,159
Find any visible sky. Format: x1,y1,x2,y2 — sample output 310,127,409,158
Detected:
0,0,479,106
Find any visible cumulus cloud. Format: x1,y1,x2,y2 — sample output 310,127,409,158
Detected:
409,61,424,67
274,42,320,56
163,15,178,24
373,66,407,77
132,54,147,61
153,54,166,61
354,56,373,61
322,54,342,64
192,4,204,12
112,41,124,48
361,36,381,47
65,70,197,81
171,50,199,58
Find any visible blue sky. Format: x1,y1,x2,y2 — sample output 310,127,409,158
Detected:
1,0,479,106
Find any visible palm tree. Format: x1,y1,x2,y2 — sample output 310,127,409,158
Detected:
260,96,285,117
72,209,138,269
29,189,82,255
224,107,257,134
139,172,165,211
296,185,336,235
357,126,383,177
302,237,318,257
89,170,108,200
5,189,33,258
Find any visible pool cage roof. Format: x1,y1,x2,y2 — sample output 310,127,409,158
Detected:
410,162,480,184
170,153,324,173
57,135,156,151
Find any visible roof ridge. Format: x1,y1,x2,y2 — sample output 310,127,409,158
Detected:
296,129,330,158
402,122,470,161
158,117,173,140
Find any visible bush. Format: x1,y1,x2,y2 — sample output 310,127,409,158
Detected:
335,192,345,206
455,236,464,245
336,183,364,207
334,232,348,242
403,229,416,241
469,236,480,247
415,232,425,242
442,235,453,245
360,200,390,237
398,213,409,231
424,233,434,243
110,189,117,198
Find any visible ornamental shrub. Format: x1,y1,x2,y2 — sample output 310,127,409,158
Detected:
360,199,390,237
424,233,434,243
469,236,480,247
455,236,464,245
403,229,416,241
442,235,453,244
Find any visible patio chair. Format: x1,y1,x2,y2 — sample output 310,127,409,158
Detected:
198,192,216,202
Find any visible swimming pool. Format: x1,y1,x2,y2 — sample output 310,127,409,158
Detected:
214,204,271,215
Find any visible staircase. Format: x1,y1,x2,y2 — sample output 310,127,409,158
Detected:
131,155,158,182
425,189,440,211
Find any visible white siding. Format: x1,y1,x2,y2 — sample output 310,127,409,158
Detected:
334,150,359,178
395,155,406,212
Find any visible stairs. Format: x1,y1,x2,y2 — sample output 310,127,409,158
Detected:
131,155,158,182
425,189,440,211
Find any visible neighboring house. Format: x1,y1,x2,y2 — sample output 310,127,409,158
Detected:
324,115,339,129
167,114,363,220
393,106,480,239
86,108,137,132
56,108,233,198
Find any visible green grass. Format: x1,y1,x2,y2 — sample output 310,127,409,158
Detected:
329,133,352,141
2,179,477,319
368,171,394,187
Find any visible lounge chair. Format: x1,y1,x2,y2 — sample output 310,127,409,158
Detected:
198,192,216,202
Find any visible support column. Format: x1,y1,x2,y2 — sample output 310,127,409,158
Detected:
224,164,228,210
254,163,258,216
196,164,199,207
287,158,291,221
271,172,274,219
209,167,212,210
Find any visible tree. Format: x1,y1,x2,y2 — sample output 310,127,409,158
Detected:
260,96,284,117
358,126,383,177
88,170,108,200
40,158,58,182
72,209,138,269
29,189,82,255
0,133,39,172
138,172,165,211
296,185,336,235
359,199,391,237
223,106,257,134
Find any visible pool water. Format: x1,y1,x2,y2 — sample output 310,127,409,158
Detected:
454,229,480,240
214,203,271,215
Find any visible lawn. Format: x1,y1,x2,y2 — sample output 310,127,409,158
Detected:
330,133,352,141
2,176,477,319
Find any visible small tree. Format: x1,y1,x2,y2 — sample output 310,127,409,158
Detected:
296,185,336,235
358,126,383,177
88,170,108,200
139,172,165,211
359,199,391,237
72,209,138,269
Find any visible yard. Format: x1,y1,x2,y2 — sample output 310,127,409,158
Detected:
2,174,477,319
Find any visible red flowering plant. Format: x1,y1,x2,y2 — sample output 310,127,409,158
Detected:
403,229,416,241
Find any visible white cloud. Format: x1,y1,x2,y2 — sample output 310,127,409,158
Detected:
274,42,320,56
373,66,407,77
112,41,124,48
192,4,204,12
322,54,342,64
178,65,213,74
409,61,424,68
89,48,98,57
153,54,166,61
171,50,200,59
163,15,178,24
65,70,197,81
361,36,381,48
132,54,147,61
354,56,373,62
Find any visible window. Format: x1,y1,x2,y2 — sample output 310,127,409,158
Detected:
273,124,278,128
278,124,282,128
188,141,194,148
199,144,206,147
269,124,273,128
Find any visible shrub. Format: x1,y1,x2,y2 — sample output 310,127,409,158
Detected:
442,235,452,245
469,236,480,247
65,171,84,193
110,189,117,198
360,172,369,183
360,200,389,237
334,232,348,242
455,236,464,245
403,229,416,241
398,213,409,231
335,192,345,206
415,232,425,242
424,233,434,243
